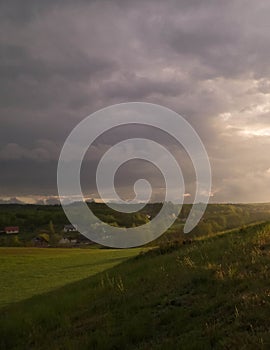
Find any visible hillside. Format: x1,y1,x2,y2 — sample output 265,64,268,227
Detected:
1,203,270,247
1,222,270,349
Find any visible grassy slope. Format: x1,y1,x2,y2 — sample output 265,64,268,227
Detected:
1,222,270,349
0,248,141,307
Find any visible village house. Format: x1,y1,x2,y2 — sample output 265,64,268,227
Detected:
63,224,77,233
59,237,77,245
32,234,49,247
5,226,19,234
59,237,71,245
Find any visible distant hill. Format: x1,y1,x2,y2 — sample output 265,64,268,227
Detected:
0,202,270,246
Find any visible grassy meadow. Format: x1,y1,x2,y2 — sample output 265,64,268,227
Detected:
1,222,270,349
0,247,141,308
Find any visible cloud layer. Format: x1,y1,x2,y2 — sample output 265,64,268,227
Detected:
1,0,270,203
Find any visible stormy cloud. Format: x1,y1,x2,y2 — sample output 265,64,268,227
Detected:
1,0,270,203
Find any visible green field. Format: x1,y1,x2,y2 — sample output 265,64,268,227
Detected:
1,222,270,349
0,247,142,308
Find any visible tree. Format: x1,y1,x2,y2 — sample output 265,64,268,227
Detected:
49,220,55,235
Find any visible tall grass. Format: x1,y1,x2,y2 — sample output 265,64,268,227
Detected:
1,222,270,349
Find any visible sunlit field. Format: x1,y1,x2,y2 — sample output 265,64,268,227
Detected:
1,223,270,349
0,247,141,308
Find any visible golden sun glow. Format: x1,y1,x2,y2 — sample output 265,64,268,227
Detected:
240,128,270,137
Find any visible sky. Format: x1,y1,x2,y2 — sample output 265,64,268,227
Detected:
1,0,270,204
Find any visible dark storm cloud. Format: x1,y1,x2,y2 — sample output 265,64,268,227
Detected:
0,44,117,82
1,0,270,203
102,73,187,100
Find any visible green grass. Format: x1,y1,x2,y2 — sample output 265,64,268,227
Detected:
0,247,141,307
1,223,270,349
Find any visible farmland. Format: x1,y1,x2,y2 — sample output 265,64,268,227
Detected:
0,247,141,308
1,222,270,349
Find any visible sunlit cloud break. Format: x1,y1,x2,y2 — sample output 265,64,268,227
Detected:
240,128,270,137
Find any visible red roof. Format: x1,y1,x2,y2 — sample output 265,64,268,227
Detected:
5,226,19,231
